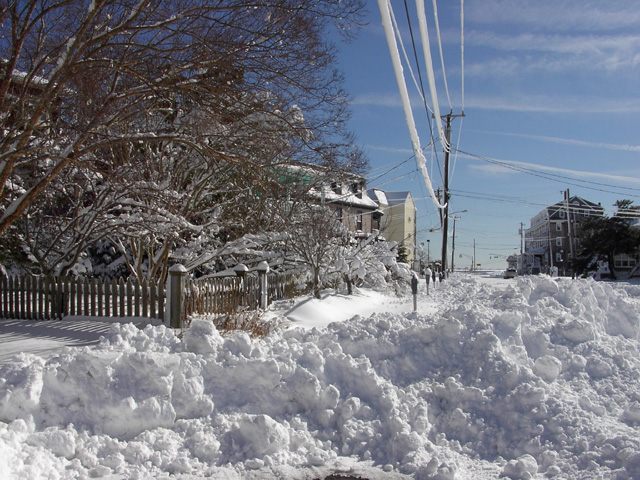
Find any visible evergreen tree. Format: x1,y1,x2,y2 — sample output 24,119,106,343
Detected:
396,242,409,264
575,210,640,279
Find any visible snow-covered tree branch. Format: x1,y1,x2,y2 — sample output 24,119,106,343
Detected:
0,0,366,239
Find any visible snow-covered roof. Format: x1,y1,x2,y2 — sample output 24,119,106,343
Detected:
312,186,379,210
367,189,412,207
384,191,412,206
367,188,388,206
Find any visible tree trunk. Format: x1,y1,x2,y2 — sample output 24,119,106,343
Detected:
313,267,321,299
344,274,353,295
608,252,617,280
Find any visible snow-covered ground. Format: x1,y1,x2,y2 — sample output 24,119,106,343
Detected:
1,272,640,479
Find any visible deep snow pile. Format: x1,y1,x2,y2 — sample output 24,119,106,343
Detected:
1,274,640,479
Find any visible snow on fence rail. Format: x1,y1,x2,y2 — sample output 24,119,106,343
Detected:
0,270,301,326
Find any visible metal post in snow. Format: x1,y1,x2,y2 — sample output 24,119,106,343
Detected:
411,274,419,312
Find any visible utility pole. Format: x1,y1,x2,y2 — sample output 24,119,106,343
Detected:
520,222,524,256
564,189,575,277
473,239,476,272
519,222,524,274
440,111,464,279
451,215,457,272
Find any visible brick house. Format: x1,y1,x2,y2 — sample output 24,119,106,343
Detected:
524,194,604,275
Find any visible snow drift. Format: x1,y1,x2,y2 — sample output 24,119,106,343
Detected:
1,274,639,479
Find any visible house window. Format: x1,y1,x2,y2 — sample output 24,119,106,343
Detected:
372,214,381,231
556,253,563,263
556,237,562,246
560,210,566,219
556,223,562,231
335,207,343,223
356,210,363,231
615,254,637,269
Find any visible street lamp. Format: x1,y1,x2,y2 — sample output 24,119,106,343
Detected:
427,239,430,264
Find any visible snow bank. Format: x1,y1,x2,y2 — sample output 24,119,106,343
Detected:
0,274,639,479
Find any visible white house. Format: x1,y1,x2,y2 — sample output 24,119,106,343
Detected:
367,189,417,263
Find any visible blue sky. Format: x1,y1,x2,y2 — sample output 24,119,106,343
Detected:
334,0,640,270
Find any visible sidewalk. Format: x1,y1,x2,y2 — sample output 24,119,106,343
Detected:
0,317,151,366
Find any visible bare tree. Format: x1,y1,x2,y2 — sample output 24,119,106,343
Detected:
0,0,366,241
285,205,348,298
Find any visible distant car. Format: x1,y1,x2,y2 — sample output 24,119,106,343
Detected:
504,267,517,279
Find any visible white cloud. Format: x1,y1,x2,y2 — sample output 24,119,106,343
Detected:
364,144,414,155
474,130,640,153
464,94,640,114
460,152,640,186
463,31,640,74
352,90,640,114
468,163,514,177
352,93,401,107
466,1,640,32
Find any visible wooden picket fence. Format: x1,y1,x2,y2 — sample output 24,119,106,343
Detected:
0,270,301,323
183,272,300,318
0,275,165,321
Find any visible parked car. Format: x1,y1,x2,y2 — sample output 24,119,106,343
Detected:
504,267,517,279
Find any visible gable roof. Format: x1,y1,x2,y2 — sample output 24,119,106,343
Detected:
547,195,604,220
384,191,412,206
367,189,412,207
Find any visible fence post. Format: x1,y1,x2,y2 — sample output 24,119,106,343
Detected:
256,261,270,309
167,264,188,329
233,264,248,308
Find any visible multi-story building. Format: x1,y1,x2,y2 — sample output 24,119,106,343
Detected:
524,194,604,275
367,189,417,263
273,164,380,236
323,176,380,236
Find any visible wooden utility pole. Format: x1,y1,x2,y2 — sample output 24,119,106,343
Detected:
565,189,575,277
440,111,464,279
473,238,476,271
451,215,457,272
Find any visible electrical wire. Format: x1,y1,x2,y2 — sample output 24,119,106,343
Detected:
377,0,446,211
401,0,442,180
460,0,465,114
415,0,449,153
456,148,640,199
451,0,465,182
431,0,452,110
392,2,430,113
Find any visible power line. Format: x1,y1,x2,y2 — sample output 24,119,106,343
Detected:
401,0,443,181
460,0,465,114
377,0,446,211
456,148,640,199
431,0,452,110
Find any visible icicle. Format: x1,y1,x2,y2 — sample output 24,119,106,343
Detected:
377,0,446,211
